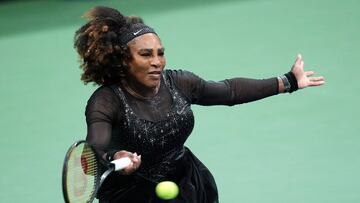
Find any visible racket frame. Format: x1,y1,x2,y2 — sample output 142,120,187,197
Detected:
62,140,100,203
62,140,131,203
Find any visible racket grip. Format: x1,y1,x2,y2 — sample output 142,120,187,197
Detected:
110,157,131,171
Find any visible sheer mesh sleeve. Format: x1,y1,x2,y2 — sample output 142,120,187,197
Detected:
85,86,121,160
167,69,279,106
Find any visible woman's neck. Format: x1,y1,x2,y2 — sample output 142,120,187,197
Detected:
121,79,160,100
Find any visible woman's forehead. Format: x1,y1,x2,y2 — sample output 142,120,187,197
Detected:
128,33,163,50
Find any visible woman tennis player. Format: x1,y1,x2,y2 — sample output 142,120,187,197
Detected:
74,6,325,203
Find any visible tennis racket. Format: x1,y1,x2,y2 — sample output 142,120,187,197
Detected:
62,140,131,203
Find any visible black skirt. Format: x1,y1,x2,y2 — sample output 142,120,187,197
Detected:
98,147,218,203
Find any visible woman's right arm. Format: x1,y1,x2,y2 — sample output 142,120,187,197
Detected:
85,87,119,161
85,86,141,174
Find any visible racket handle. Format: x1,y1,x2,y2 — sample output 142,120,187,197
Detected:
110,157,131,171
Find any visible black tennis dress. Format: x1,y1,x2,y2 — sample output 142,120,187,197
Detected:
85,70,279,203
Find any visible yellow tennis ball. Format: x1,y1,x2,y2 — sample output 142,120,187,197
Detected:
155,181,179,200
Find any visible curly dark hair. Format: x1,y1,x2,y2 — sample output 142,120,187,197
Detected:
74,6,144,85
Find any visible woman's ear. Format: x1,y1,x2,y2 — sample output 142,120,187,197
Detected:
117,63,128,78
122,60,128,67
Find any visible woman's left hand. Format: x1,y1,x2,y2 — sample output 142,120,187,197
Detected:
291,54,325,89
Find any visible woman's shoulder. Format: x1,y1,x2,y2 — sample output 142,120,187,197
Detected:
86,85,120,110
164,69,201,84
85,85,123,120
164,69,204,102
165,69,196,77
88,85,116,100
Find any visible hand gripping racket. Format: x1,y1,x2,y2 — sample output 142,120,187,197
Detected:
62,140,131,203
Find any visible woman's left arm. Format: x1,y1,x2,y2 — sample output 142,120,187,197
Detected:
170,54,325,106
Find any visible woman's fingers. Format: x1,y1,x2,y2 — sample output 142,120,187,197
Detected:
305,71,315,76
310,76,324,81
292,54,304,75
113,151,141,174
295,54,302,64
131,152,141,169
309,81,325,86
300,59,304,68
308,76,325,86
114,150,133,159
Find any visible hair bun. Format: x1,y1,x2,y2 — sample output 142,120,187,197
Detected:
83,6,126,26
126,15,144,24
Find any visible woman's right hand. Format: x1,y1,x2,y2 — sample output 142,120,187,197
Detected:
113,150,141,175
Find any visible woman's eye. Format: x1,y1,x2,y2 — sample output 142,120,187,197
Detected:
140,53,151,57
158,52,164,56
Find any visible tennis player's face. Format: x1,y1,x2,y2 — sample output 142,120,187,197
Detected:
126,33,166,90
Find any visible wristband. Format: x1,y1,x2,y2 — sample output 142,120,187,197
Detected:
284,71,298,93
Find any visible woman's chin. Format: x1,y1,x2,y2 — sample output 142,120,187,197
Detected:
145,79,161,89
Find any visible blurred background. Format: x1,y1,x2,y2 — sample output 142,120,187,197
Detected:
0,0,359,202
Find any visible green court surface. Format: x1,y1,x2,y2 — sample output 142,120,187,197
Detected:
0,0,359,202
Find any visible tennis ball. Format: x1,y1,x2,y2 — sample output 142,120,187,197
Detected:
155,181,179,200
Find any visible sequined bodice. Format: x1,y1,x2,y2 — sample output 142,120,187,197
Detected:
111,74,194,180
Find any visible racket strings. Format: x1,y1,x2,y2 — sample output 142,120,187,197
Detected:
65,143,100,203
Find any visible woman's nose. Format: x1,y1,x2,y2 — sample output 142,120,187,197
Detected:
151,56,162,67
